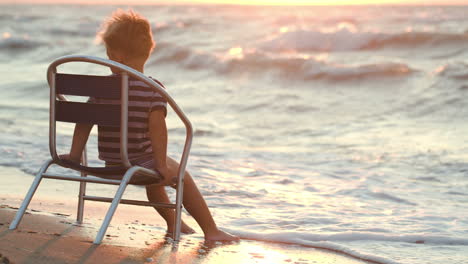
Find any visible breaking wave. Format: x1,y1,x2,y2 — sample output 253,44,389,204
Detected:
150,44,415,81
435,61,468,80
260,28,468,52
0,37,45,51
230,230,468,264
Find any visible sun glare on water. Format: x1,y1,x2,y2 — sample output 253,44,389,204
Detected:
216,0,402,5
6,0,464,5
169,0,461,5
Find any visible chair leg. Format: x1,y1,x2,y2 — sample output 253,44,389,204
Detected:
173,179,185,242
77,149,88,224
76,179,87,224
9,159,54,230
93,167,138,244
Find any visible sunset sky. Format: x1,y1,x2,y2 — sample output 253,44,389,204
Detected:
1,0,467,5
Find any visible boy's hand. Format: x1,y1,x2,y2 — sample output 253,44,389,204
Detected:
59,154,80,163
156,167,177,186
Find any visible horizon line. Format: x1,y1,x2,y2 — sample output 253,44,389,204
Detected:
1,2,468,6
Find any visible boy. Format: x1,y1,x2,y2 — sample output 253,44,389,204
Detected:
63,9,238,242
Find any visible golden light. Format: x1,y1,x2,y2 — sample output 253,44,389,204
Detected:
279,26,290,33
169,0,467,5
2,32,11,39
214,0,400,5
200,244,290,264
4,0,467,5
227,47,244,59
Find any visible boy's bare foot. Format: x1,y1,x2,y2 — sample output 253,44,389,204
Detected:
205,229,240,241
181,222,196,234
167,221,196,235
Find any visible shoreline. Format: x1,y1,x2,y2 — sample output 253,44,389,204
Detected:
0,206,375,264
0,166,374,264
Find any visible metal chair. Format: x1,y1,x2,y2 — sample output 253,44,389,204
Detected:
9,55,193,244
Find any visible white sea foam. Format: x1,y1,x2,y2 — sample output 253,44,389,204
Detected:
227,229,468,264
151,44,415,81
230,230,403,264
435,61,468,80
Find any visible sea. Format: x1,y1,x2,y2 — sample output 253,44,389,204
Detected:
1,4,467,264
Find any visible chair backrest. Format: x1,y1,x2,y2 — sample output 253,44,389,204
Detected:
50,70,131,167
47,55,193,184
54,73,123,127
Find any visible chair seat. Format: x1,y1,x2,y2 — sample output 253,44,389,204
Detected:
57,159,162,185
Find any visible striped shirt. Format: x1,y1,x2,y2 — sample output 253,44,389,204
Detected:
91,77,167,164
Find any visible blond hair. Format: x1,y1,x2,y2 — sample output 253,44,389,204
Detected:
98,9,155,59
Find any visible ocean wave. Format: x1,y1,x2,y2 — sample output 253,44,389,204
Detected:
230,230,468,264
260,28,468,52
0,13,43,22
362,31,468,50
152,18,200,33
368,191,417,206
239,230,468,245
230,57,414,81
150,44,415,81
0,14,14,21
231,230,401,264
47,28,96,37
435,62,468,80
0,37,45,51
302,61,414,81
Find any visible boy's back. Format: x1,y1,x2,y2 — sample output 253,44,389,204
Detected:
91,77,167,164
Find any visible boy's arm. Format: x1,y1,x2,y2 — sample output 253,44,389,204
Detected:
64,123,94,163
148,110,171,184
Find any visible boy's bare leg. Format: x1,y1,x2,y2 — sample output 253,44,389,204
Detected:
146,185,195,234
165,157,239,241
